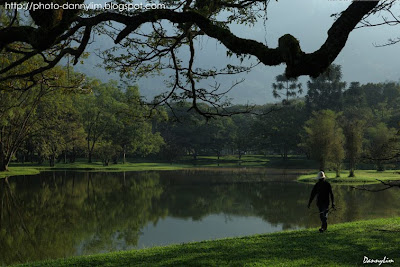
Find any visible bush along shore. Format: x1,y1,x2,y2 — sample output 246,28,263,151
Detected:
13,217,400,267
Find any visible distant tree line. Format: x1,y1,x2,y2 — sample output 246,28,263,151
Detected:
156,64,400,177
2,57,400,175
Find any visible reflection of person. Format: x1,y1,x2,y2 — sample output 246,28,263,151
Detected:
307,171,335,233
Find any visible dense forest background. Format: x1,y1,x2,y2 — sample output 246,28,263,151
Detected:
2,60,400,175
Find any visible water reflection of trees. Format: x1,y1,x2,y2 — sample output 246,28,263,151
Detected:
1,170,400,265
0,171,166,265
157,171,400,230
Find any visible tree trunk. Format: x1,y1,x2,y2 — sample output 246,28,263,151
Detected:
113,155,118,164
123,145,126,164
0,151,11,172
49,154,55,167
103,159,109,166
377,161,384,172
348,169,355,177
88,151,92,163
87,137,95,163
30,148,35,163
19,153,25,164
283,144,288,161
38,152,44,164
70,147,76,163
0,161,9,172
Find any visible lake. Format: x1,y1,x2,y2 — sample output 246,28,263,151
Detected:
1,169,400,265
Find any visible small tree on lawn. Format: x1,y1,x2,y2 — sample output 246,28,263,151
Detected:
303,109,345,173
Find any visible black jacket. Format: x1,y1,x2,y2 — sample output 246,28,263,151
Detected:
308,179,334,207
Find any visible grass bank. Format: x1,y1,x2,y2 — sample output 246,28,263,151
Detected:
1,155,312,178
35,162,191,172
14,217,400,267
0,167,40,179
0,162,191,179
298,170,400,185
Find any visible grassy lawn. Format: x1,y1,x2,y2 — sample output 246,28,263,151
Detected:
0,162,191,177
0,167,40,178
13,217,400,266
298,170,400,185
0,155,280,178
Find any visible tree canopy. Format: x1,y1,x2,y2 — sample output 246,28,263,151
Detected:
0,0,395,114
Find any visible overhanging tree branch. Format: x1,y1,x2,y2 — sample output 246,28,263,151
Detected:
1,1,380,81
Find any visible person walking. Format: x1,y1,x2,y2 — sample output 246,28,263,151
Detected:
307,171,335,233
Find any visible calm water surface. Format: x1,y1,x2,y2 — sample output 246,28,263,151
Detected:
1,169,400,265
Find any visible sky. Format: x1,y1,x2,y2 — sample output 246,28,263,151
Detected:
75,0,400,105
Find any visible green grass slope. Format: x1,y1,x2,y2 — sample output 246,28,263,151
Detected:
15,217,400,267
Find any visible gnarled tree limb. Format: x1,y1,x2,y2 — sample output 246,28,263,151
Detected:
0,1,380,81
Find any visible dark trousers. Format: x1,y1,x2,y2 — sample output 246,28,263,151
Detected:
318,204,329,230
